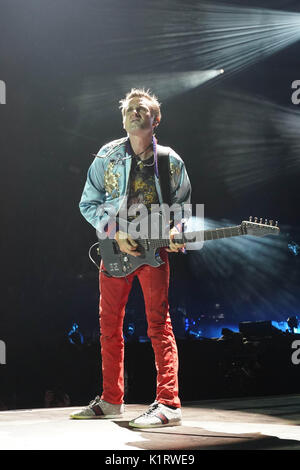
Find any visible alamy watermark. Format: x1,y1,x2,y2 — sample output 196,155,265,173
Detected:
0,340,6,365
0,80,6,104
291,80,300,105
291,340,300,365
95,201,204,249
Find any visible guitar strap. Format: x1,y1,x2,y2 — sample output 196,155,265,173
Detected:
156,145,176,231
156,145,171,206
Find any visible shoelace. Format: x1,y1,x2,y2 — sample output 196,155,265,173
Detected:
88,396,101,408
143,402,161,416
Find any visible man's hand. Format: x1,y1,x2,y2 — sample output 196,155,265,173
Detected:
114,231,141,257
166,226,185,253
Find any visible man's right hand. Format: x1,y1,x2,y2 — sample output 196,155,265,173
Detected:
114,231,141,257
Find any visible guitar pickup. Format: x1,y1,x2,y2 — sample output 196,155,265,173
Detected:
112,240,120,254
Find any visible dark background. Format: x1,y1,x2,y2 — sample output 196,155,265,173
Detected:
1,0,300,409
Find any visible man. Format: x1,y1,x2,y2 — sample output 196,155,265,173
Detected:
70,89,191,428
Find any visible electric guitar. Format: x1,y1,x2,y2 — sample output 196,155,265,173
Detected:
97,216,280,277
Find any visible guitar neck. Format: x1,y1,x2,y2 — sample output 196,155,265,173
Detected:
152,225,243,248
202,225,242,241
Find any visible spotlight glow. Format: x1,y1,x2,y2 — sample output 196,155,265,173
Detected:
70,68,223,124
66,1,300,135
144,1,300,77
205,90,300,193
96,1,300,78
117,70,224,100
188,218,298,321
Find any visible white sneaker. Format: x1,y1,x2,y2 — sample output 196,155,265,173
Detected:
129,401,182,428
70,396,124,419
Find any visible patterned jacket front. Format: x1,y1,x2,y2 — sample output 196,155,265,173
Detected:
79,137,191,236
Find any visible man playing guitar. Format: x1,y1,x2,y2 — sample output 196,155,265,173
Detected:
71,88,191,428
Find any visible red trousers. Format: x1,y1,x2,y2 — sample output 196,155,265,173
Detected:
99,249,180,408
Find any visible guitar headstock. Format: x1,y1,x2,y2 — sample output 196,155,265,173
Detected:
241,217,280,237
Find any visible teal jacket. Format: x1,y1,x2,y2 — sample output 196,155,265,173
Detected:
79,137,191,236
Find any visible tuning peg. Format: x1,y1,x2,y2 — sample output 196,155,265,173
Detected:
269,220,273,226
260,218,263,224
249,216,252,222
275,221,278,227
265,219,268,225
254,217,258,223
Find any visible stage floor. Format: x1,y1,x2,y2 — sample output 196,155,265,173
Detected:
1,394,300,450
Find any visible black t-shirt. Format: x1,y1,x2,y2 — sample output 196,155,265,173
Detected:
127,154,159,219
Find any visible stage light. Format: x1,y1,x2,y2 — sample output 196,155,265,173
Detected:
288,242,300,256
127,323,135,335
287,316,299,334
272,320,300,334
67,322,84,345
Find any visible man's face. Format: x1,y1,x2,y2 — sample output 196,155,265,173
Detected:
122,97,156,135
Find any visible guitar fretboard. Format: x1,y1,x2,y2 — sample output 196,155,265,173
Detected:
203,225,242,241
149,225,242,248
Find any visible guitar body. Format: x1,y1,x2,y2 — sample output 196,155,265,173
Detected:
98,237,164,277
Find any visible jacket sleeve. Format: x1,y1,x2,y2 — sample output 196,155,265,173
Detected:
79,152,118,236
169,151,192,232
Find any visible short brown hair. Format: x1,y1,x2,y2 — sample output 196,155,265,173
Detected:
119,88,161,123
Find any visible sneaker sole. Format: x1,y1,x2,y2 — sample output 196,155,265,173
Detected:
129,420,182,429
70,414,124,420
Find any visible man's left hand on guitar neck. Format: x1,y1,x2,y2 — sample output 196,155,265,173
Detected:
166,226,185,253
